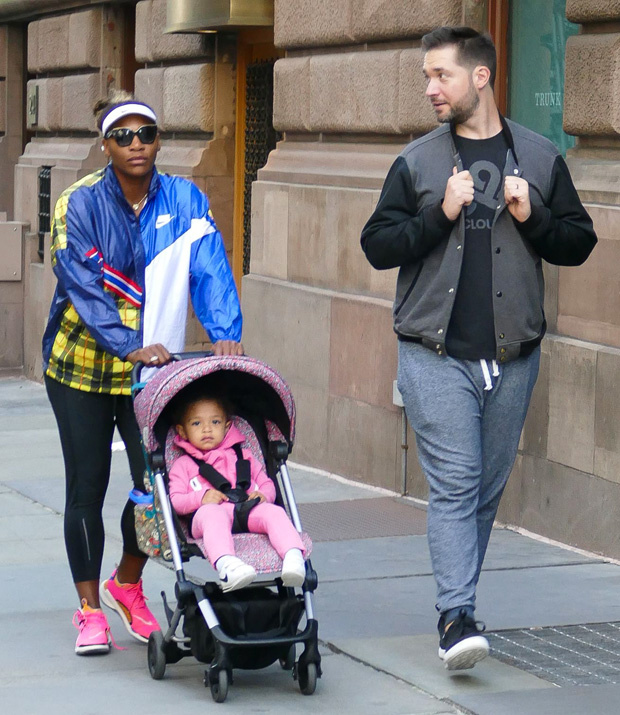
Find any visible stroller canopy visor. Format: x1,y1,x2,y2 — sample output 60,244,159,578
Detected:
133,356,295,453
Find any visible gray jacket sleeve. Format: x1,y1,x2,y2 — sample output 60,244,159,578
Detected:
361,156,456,270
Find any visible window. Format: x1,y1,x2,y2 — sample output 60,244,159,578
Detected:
37,165,51,260
508,0,579,155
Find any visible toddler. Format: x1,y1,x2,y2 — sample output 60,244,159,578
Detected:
168,393,306,592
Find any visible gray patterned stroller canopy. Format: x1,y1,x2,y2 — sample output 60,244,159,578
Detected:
133,355,296,454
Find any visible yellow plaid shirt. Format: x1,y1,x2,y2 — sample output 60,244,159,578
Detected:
45,169,141,395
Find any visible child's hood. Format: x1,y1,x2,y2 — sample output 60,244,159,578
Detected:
173,423,246,462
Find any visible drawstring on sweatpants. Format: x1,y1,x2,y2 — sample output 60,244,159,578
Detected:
480,359,500,391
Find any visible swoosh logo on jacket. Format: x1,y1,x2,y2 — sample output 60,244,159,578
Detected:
155,214,174,229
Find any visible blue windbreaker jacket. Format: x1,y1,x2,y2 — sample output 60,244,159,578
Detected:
42,163,242,393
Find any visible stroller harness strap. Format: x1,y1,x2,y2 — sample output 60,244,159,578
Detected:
188,443,260,534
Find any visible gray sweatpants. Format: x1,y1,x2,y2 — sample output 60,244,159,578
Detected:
397,341,540,614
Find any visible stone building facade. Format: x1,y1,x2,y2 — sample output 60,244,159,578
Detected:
1,0,620,557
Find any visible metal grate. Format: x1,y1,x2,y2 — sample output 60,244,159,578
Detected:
297,498,427,542
38,165,52,260
242,60,281,275
489,623,620,686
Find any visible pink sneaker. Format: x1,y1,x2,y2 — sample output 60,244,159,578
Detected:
72,600,111,655
99,570,161,644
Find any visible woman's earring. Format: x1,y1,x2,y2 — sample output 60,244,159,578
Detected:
100,145,105,152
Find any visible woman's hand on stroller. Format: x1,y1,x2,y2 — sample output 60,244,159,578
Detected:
126,343,172,366
212,340,244,356
247,490,266,503
201,488,229,505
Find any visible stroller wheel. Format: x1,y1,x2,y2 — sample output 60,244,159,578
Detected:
147,631,166,680
279,645,295,671
210,668,229,703
298,662,317,696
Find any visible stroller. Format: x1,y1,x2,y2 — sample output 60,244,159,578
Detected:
131,353,321,702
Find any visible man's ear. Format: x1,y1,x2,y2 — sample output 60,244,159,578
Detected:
473,65,491,90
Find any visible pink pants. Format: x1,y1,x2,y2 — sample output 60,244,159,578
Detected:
191,501,305,566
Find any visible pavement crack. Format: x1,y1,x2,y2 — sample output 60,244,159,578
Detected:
317,559,606,585
324,639,467,712
0,481,62,516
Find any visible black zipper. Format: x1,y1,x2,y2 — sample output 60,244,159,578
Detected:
394,263,423,315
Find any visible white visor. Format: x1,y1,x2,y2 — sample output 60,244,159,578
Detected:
101,103,157,136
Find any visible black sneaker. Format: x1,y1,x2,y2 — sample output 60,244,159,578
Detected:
437,609,489,670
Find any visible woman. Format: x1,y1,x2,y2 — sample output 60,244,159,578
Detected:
42,91,243,655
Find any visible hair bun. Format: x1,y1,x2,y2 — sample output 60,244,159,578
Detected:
93,89,136,128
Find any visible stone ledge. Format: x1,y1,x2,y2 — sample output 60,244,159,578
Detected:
243,271,394,308
156,139,224,178
18,137,100,168
565,155,620,205
257,140,405,189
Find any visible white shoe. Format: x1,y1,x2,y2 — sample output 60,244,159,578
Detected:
439,635,489,670
438,610,489,671
216,556,256,592
281,549,305,588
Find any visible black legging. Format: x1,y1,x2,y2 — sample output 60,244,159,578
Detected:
45,375,147,582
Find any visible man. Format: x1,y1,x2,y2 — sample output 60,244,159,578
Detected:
361,26,596,671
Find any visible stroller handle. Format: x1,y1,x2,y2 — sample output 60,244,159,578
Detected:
130,351,214,390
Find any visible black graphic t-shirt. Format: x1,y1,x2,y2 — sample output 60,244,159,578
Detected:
446,131,508,360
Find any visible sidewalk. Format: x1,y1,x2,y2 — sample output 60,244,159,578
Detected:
3,375,620,714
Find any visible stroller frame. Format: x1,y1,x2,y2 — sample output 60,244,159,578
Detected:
132,354,321,703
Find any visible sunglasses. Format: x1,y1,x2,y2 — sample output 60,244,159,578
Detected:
104,124,158,147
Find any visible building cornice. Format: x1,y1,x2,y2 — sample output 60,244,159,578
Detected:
0,0,132,22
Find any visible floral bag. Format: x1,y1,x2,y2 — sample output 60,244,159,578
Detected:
131,474,172,561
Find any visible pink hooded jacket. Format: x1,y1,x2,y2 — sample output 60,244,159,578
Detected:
168,424,276,516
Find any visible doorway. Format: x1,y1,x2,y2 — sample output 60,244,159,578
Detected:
232,29,284,287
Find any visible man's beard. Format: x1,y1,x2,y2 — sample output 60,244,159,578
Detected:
438,82,480,125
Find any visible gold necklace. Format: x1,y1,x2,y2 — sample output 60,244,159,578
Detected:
131,193,148,211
